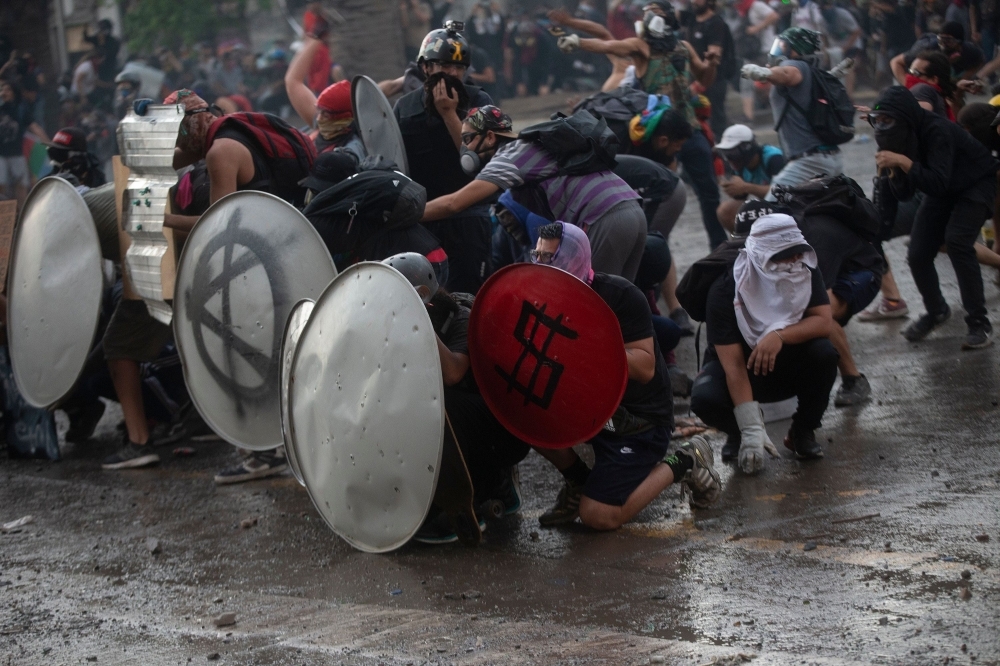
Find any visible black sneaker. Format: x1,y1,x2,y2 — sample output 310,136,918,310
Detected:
834,374,871,407
490,465,523,516
214,448,288,485
669,307,695,337
414,508,486,545
539,479,585,527
902,306,951,342
101,442,160,470
65,400,106,443
721,434,741,462
783,426,824,460
961,322,993,350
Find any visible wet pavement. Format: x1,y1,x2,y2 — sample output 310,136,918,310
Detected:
2,126,1000,666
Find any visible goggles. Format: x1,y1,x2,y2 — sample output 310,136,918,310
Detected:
865,113,897,131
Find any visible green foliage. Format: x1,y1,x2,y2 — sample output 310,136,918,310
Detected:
122,0,270,52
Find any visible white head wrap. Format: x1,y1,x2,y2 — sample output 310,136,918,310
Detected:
732,213,817,348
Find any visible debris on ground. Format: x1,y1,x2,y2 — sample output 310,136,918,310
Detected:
213,612,237,627
240,517,258,529
2,515,34,532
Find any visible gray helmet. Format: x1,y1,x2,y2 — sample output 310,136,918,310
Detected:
382,253,439,304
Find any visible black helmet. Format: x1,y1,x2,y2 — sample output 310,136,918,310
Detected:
417,21,471,67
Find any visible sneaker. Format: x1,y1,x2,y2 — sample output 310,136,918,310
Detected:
857,297,910,321
667,364,693,397
150,402,214,447
101,442,160,470
491,465,522,516
214,448,288,485
721,434,741,462
962,322,993,350
65,400,106,443
539,479,585,527
669,307,696,336
902,306,951,342
834,374,871,407
414,508,486,545
783,426,824,460
674,435,721,509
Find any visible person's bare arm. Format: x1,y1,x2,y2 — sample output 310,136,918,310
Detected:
578,36,648,58
422,180,500,221
745,303,832,376
548,8,614,40
686,40,719,86
165,140,254,231
765,63,804,86
978,54,1000,79
747,9,780,34
437,337,470,386
624,336,656,384
26,122,49,143
890,52,909,85
378,76,406,97
714,343,754,405
284,37,322,125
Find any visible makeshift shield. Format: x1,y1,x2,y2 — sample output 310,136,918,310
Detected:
7,177,103,408
173,191,337,450
280,298,315,486
352,75,409,175
468,264,628,449
287,262,443,553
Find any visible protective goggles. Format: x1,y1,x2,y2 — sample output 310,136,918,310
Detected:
865,113,897,131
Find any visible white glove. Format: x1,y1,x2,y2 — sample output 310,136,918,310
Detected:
558,34,581,53
734,401,777,474
741,64,771,82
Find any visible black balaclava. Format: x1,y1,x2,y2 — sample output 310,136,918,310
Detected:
872,86,922,159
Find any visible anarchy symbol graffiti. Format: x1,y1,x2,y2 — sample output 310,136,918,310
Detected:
495,300,579,409
184,208,287,416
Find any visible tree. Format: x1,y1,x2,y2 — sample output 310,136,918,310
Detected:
121,0,268,52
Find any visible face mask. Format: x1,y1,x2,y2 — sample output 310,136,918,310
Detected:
460,145,482,175
874,120,915,157
317,115,352,141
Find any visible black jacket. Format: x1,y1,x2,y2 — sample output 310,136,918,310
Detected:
875,86,998,199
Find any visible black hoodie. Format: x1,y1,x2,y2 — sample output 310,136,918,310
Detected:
873,86,998,199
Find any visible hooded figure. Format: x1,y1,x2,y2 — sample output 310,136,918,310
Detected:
732,214,817,348
545,221,595,285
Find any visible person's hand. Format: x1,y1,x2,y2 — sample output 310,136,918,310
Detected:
741,63,771,81
855,104,871,114
558,34,581,53
733,401,777,475
747,330,783,376
704,51,721,66
875,150,912,171
720,176,749,197
746,24,760,36
432,80,459,117
548,8,572,24
957,78,984,94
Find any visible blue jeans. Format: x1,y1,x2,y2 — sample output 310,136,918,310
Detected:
677,130,726,249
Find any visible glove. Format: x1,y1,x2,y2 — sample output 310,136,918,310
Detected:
558,34,581,53
733,401,777,474
132,98,154,116
741,64,771,82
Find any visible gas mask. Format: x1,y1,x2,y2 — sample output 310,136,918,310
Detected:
460,145,482,176
767,38,789,66
636,12,678,53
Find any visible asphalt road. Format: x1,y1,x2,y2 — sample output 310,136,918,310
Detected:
1,117,998,666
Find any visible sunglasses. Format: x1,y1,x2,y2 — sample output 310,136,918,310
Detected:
907,67,929,77
529,249,555,265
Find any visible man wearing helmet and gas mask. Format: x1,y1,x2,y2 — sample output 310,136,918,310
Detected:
740,27,845,197
557,1,728,249
394,21,495,294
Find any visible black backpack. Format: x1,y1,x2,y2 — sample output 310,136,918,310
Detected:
571,88,650,148
773,174,880,242
775,63,855,146
518,109,619,177
675,239,746,323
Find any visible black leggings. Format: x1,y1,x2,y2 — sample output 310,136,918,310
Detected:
690,339,840,438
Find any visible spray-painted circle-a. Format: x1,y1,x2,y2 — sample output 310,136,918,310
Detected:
174,191,337,450
468,263,628,449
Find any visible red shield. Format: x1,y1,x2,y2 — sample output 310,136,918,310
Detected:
468,264,628,449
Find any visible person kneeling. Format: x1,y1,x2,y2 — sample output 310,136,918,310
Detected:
690,212,839,472
529,222,721,530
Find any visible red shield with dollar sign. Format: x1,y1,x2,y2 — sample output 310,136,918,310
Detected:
468,264,628,449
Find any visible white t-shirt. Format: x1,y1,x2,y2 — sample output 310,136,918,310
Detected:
791,2,827,32
72,59,97,96
748,1,777,52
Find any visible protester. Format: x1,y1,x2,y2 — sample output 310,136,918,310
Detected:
688,202,839,469
871,86,997,348
401,0,434,63
528,222,721,529
733,0,780,123
819,0,864,96
71,51,105,105
422,105,647,282
46,126,106,189
715,123,787,232
905,49,958,117
683,0,737,139
890,21,984,83
741,27,846,197
0,78,49,207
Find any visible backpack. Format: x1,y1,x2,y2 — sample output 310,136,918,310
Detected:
775,63,855,146
675,238,746,323
571,88,650,148
773,174,881,242
517,109,619,177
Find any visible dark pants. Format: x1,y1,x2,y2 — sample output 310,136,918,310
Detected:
907,181,993,327
426,212,492,294
704,77,729,142
677,130,726,249
651,315,682,354
445,387,530,504
690,339,840,437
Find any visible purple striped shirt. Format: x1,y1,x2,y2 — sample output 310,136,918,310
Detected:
476,140,639,228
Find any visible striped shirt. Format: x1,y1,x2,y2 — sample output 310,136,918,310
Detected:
476,140,639,229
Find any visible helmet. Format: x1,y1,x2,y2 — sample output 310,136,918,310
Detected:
383,253,439,303
418,22,471,67
774,27,821,58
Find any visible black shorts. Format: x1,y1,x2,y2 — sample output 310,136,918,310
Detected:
831,269,882,325
584,425,670,506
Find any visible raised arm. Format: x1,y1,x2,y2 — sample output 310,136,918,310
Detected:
548,8,615,40
577,36,649,58
686,40,719,87
284,37,323,126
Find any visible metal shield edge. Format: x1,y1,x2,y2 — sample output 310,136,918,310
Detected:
280,298,315,487
7,177,103,408
467,263,629,449
172,190,338,450
287,262,444,553
351,75,409,176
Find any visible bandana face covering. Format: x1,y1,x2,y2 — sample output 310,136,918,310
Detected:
317,115,353,141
